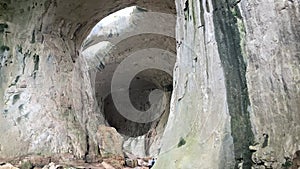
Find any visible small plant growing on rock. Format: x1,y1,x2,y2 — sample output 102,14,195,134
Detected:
20,161,34,169
282,157,293,169
12,94,20,104
177,137,186,147
0,23,8,33
0,45,10,52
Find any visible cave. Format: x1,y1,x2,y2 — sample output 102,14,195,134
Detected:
102,69,173,137
78,6,176,158
0,0,299,169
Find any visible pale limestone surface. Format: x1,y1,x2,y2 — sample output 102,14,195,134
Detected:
0,0,175,160
0,0,299,169
155,0,299,168
96,125,124,158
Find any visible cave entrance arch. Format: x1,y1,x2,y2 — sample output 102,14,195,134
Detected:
79,5,176,158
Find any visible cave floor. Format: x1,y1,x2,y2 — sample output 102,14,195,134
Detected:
0,155,153,169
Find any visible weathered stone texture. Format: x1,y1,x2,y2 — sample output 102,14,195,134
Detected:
240,0,300,168
0,0,299,168
96,125,124,158
155,0,299,168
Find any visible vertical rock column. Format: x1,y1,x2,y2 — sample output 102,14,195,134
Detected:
155,0,236,168
156,0,299,168
211,0,254,167
240,0,300,168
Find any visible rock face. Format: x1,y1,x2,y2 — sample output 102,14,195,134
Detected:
96,125,124,158
0,0,175,161
155,0,300,168
80,7,175,158
0,0,299,169
240,1,300,168
0,163,18,169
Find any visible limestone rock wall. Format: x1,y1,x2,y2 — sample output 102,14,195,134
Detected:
0,0,299,168
155,0,299,168
155,0,235,168
0,1,86,158
240,0,300,168
0,0,175,160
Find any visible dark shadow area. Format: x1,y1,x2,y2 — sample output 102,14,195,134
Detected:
103,69,172,137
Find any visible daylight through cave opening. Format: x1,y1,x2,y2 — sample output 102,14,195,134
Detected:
80,6,176,157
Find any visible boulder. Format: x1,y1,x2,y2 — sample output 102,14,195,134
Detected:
0,163,18,169
125,158,138,168
96,125,124,158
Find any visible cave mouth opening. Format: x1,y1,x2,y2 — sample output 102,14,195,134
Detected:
104,69,173,137
80,5,176,158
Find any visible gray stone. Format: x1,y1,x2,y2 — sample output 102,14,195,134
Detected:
96,125,124,158
0,0,299,169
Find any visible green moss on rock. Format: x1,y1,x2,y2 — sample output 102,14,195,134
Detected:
0,45,10,52
177,137,186,147
211,0,254,168
0,23,8,33
20,161,33,169
282,157,293,168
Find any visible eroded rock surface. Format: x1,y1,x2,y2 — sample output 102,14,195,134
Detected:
0,0,299,169
96,125,124,159
154,0,299,168
0,0,175,160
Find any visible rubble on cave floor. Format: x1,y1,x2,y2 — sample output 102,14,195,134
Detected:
0,155,156,169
